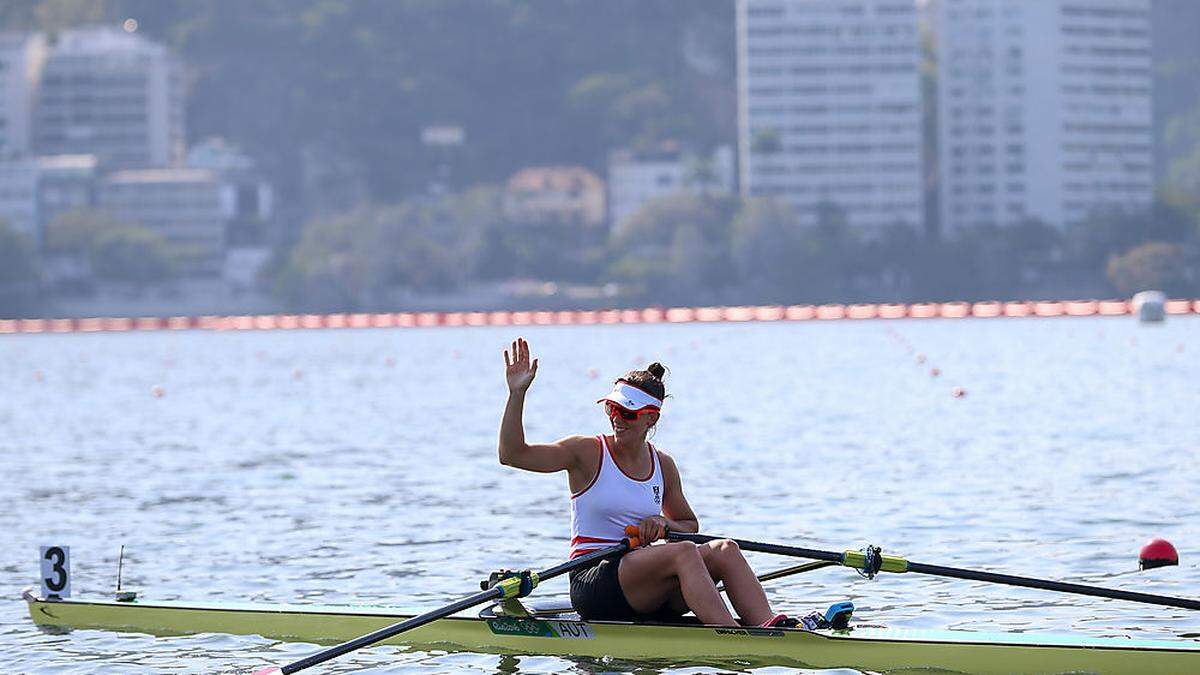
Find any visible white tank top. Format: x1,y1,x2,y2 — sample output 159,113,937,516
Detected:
569,435,664,558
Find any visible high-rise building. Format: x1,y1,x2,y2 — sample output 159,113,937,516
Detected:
737,0,924,231
0,32,47,157
34,27,184,168
937,0,1153,232
1151,0,1200,190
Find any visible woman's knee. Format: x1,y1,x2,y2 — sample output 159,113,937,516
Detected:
705,539,744,570
715,538,742,557
664,541,705,570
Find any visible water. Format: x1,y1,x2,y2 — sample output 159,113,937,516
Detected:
1,317,1197,673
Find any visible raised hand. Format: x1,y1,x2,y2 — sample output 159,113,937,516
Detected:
503,337,539,393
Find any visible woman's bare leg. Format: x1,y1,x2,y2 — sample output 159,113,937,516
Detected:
698,539,774,625
659,540,775,624
617,542,738,626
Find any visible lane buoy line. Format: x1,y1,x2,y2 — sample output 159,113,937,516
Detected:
0,298,1197,335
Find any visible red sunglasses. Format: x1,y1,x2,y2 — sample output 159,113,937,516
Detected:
605,401,659,421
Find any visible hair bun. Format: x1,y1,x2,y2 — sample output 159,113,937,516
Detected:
646,362,667,380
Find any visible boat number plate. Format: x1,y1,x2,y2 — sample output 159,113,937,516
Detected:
40,546,71,599
487,617,594,640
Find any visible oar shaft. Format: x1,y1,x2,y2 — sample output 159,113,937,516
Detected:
280,587,499,674
716,561,836,593
669,532,844,563
272,541,629,674
907,561,1200,611
668,532,1200,612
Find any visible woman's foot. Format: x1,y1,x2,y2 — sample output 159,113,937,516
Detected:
759,613,798,628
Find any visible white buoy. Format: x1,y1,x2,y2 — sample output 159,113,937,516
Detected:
1131,290,1165,323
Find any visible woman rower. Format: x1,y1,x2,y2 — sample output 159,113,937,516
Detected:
498,337,790,627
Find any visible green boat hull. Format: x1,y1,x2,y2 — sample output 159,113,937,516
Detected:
25,595,1200,674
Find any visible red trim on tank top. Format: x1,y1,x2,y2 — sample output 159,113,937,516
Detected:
568,436,604,499
570,535,622,558
604,435,656,482
570,535,620,547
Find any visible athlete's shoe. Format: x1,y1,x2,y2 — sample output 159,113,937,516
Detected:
759,613,800,628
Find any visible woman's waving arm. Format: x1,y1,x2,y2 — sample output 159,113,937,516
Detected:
498,338,587,473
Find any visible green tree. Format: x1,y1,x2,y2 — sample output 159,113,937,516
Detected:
44,208,129,256
610,193,740,295
750,127,782,155
668,224,705,292
1163,107,1200,227
0,0,113,31
1106,242,1192,296
0,220,41,317
90,227,175,290
273,191,491,311
1065,203,1193,273
730,197,804,295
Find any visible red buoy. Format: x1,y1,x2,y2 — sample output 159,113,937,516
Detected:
1139,538,1179,570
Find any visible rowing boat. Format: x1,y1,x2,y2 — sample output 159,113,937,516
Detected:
23,590,1200,674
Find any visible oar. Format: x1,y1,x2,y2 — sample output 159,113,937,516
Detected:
668,532,1200,611
251,540,633,675
716,561,836,593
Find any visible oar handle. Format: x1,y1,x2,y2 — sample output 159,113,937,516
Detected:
623,525,645,548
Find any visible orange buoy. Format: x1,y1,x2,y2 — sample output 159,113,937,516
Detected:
930,367,941,377
151,385,165,398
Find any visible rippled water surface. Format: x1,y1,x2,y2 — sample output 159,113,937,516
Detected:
2,317,1198,673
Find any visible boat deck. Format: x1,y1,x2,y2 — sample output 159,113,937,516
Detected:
24,593,1200,674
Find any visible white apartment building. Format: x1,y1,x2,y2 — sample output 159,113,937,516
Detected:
737,0,924,231
0,154,95,250
608,144,735,226
98,167,273,279
35,27,184,168
0,32,47,157
0,160,40,241
937,0,1153,231
37,154,98,236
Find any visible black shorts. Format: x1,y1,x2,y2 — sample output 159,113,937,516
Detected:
569,551,685,622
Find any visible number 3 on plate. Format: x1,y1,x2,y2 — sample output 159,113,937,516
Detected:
40,546,70,599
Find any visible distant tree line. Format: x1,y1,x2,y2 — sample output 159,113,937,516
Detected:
0,209,187,316
4,188,1197,317
258,189,1200,313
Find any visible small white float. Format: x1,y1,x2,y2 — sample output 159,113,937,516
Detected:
1131,290,1166,323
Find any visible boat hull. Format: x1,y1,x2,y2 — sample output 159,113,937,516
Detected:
25,596,1200,674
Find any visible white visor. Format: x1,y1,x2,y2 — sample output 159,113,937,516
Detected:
597,382,663,411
